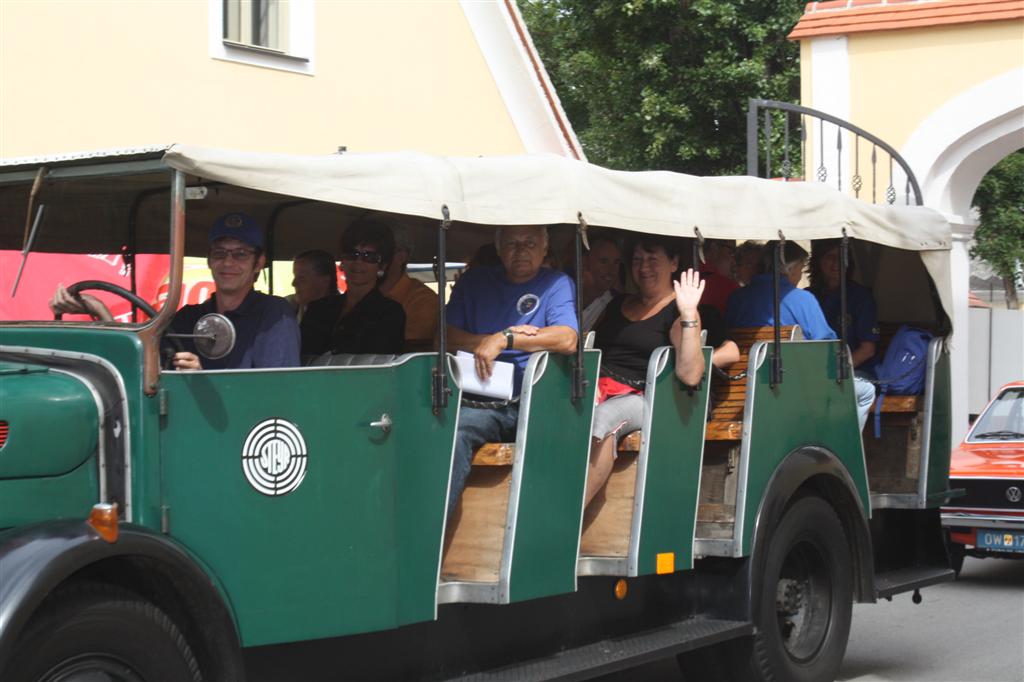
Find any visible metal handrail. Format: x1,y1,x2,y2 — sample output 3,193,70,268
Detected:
747,98,923,206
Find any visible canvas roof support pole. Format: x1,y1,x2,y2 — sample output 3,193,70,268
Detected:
572,214,588,403
837,228,850,383
265,200,312,294
127,186,171,322
692,226,704,272
433,205,452,414
770,232,785,388
139,170,185,396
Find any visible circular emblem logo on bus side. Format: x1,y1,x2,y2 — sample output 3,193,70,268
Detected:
241,419,308,496
517,293,539,316
1007,486,1022,504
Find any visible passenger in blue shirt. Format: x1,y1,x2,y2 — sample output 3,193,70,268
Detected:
725,241,836,340
50,213,300,370
725,240,875,430
808,239,880,376
446,225,579,517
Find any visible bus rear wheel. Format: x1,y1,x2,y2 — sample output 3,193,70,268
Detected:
742,496,854,682
6,582,201,682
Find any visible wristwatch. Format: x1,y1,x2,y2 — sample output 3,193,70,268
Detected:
679,319,699,328
503,328,515,349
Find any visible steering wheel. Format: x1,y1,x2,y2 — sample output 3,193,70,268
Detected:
56,281,184,366
54,280,159,321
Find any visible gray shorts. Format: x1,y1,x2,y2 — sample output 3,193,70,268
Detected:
591,392,645,441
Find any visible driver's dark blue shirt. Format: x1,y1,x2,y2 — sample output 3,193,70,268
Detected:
170,290,300,369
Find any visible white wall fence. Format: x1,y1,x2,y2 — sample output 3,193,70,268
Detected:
968,307,1024,415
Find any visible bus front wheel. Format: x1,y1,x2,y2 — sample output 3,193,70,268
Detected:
742,495,854,682
5,582,202,682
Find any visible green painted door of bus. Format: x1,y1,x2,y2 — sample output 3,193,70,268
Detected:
158,356,455,647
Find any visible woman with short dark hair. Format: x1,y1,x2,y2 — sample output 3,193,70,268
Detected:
584,237,706,508
300,217,406,359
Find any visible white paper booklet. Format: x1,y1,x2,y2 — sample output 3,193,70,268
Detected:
454,351,515,400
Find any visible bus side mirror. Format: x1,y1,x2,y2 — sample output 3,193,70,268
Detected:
193,313,236,360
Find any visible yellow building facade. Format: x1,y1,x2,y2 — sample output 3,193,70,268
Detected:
0,0,582,159
790,0,1024,443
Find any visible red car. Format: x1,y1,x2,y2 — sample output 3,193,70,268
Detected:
942,381,1024,575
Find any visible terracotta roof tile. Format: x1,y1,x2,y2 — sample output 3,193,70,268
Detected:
789,0,1024,39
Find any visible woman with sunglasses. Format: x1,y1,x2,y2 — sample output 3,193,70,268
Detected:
300,217,406,359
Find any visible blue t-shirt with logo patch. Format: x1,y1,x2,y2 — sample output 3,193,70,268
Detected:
447,265,578,395
813,281,880,373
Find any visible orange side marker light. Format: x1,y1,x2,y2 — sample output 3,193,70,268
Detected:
614,578,628,601
656,552,675,575
87,503,119,543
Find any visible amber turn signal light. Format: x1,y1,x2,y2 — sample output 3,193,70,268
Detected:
87,503,119,543
614,578,628,601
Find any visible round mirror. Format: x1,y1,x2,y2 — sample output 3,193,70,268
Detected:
193,313,236,360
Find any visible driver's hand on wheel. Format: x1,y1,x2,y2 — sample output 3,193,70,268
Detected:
49,286,114,321
172,352,203,372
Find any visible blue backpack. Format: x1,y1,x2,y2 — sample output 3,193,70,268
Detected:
873,325,933,437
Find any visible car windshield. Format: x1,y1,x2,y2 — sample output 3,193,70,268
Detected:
970,387,1024,440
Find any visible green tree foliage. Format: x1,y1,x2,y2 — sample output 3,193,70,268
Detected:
971,150,1024,309
520,0,806,175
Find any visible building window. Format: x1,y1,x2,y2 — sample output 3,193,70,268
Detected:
223,0,288,53
209,0,314,75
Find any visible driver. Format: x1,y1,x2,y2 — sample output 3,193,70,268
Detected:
49,213,300,370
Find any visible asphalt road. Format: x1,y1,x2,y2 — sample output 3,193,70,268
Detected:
601,556,1023,682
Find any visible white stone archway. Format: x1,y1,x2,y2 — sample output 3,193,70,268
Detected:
902,67,1024,443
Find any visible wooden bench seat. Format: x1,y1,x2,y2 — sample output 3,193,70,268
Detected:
472,430,643,467
705,325,798,441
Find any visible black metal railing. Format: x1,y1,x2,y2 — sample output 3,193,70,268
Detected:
746,99,922,206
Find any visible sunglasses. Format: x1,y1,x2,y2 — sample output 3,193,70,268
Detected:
209,247,256,262
340,250,383,264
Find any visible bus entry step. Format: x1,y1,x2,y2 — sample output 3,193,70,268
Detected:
875,566,954,600
446,617,752,681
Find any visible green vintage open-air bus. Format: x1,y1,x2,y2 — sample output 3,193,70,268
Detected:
0,146,959,681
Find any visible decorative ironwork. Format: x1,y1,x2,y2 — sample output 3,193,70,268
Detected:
747,99,922,206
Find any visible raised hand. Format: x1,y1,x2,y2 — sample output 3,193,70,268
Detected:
672,268,705,318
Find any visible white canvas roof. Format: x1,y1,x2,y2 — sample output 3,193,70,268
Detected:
164,144,953,320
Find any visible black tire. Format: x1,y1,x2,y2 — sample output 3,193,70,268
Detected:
738,496,854,682
5,583,201,682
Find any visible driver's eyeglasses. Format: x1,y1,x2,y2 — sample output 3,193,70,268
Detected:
340,250,383,264
209,248,255,262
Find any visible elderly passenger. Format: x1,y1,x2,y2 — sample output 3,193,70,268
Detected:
301,217,406,357
445,225,578,516
584,237,706,507
290,249,339,323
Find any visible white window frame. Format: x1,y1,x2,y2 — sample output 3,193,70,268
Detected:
209,0,315,76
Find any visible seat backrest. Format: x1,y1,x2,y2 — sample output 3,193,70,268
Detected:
307,352,399,367
708,325,799,431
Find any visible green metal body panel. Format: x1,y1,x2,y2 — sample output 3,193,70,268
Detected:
924,349,953,503
634,347,712,574
0,328,154,525
507,351,599,603
0,363,99,478
0,458,99,526
158,355,457,647
740,341,870,555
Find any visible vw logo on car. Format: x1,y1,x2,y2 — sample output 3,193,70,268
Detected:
1007,486,1022,504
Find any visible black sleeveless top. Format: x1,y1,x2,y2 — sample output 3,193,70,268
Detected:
593,295,679,386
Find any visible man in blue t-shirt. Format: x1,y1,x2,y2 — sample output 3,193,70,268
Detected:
725,240,875,430
446,225,578,516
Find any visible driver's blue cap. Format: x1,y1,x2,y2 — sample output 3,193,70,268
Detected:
210,212,263,249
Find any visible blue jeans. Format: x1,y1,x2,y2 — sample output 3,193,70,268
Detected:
448,403,520,518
